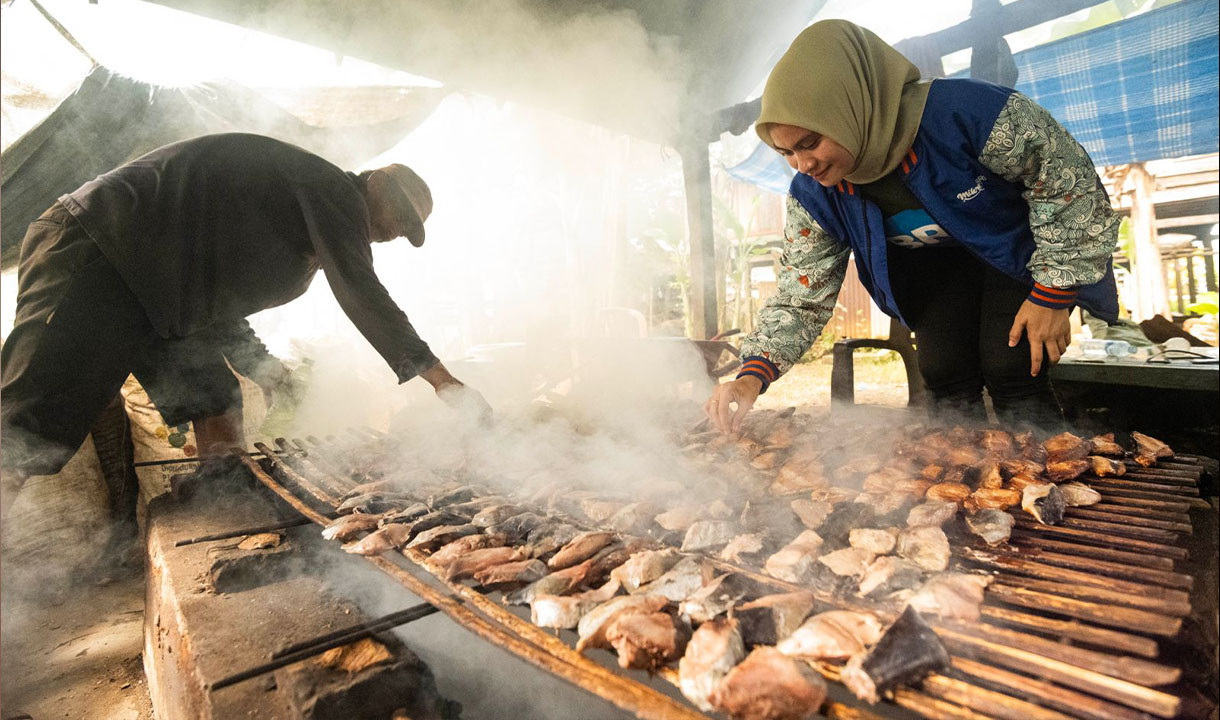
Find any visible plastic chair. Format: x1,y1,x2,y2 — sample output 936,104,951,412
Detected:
830,317,925,408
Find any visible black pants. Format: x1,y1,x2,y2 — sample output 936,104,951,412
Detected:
1,204,244,476
888,245,1062,428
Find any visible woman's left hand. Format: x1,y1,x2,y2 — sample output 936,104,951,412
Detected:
1008,301,1072,376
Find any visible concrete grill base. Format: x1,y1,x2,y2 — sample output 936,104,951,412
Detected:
142,472,455,719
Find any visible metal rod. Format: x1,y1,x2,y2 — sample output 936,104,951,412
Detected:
211,603,438,691
173,517,316,547
135,449,285,468
271,602,438,659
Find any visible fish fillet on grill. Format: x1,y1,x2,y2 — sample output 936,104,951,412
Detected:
818,547,876,578
680,573,757,625
679,617,745,712
709,646,826,720
575,595,670,652
1043,432,1089,461
1132,431,1173,466
531,594,598,630
1046,459,1090,482
472,558,548,587
849,528,897,555
857,556,924,598
605,610,691,671
636,556,709,602
764,531,824,584
547,531,616,570
905,501,958,528
965,509,1014,546
342,524,411,555
440,546,525,581
734,591,815,647
1089,433,1125,456
322,513,383,542
720,533,769,564
611,548,682,592
896,525,950,572
777,610,884,660
1059,481,1102,507
907,572,993,621
1089,455,1126,477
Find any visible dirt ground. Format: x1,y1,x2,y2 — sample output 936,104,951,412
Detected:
752,353,911,410
1,563,153,720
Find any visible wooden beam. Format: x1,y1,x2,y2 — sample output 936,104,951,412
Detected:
917,0,1110,57
679,136,719,340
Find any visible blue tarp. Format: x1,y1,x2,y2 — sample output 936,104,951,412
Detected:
726,0,1220,193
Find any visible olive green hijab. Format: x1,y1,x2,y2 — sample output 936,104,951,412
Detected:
756,19,932,184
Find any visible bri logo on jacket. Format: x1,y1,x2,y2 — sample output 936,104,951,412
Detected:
956,175,986,202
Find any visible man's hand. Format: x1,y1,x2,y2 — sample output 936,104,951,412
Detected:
1008,300,1072,376
704,375,763,435
421,362,493,426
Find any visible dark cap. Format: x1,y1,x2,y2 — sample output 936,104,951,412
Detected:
381,164,432,247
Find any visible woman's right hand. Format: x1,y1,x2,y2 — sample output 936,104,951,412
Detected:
704,375,764,435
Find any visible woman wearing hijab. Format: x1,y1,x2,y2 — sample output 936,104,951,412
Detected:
707,20,1119,433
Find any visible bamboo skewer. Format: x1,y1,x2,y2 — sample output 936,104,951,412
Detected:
1086,502,1192,523
1009,536,1177,570
987,583,1183,637
1025,515,1184,543
990,544,1193,591
950,657,1154,720
1097,489,1212,511
1065,507,1191,534
938,618,1180,686
935,626,1181,718
1088,478,1199,496
1094,494,1195,513
961,547,1191,607
1010,521,1188,559
919,674,1077,720
977,605,1159,658
993,574,1190,617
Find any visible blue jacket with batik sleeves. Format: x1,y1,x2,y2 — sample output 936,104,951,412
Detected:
737,78,1120,393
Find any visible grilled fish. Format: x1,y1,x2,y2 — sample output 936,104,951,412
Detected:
637,556,709,602
1059,481,1101,507
777,610,884,660
405,523,480,552
427,532,507,567
442,546,525,581
337,492,415,515
322,513,383,542
709,646,826,720
1046,459,1089,482
964,509,1014,546
1089,433,1125,456
896,525,950,572
575,595,669,652
818,547,876,578
905,501,958,528
1088,456,1126,477
907,572,993,621
764,531,824,584
679,617,745,712
342,524,412,555
848,528,896,555
473,558,548,587
471,503,526,528
531,593,599,630
841,606,949,704
605,610,691,671
1132,431,1173,466
681,520,739,553
1022,483,1065,525
857,556,924,598
548,531,617,570
610,548,682,592
734,591,815,647
789,499,833,530
679,573,758,625
1043,432,1089,461
719,533,769,565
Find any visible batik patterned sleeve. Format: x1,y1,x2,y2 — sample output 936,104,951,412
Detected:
978,92,1119,311
737,195,850,392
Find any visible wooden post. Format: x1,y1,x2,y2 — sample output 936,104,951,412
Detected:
1126,164,1170,321
679,136,719,340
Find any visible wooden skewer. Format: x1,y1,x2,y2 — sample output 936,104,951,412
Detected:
1065,507,1192,534
950,657,1154,720
1089,478,1199,496
1025,515,1184,543
987,583,1182,637
919,674,1074,720
1120,460,1200,476
1010,521,1188,559
1117,471,1199,486
1095,493,1194,514
993,574,1191,617
255,441,347,500
1087,502,1192,523
935,626,1181,718
937,618,1179,687
993,543,1193,591
961,547,1191,607
1097,488,1211,510
977,605,1159,658
1009,536,1177,570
